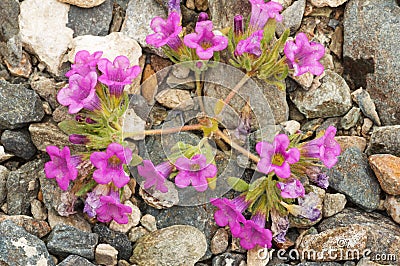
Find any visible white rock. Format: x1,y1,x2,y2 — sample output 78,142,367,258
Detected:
109,201,141,233
122,109,146,140
140,214,157,232
31,199,48,221
128,226,148,242
310,0,348,7
121,0,166,51
95,244,118,266
0,146,13,163
19,0,73,75
155,89,194,110
323,193,347,217
58,0,106,8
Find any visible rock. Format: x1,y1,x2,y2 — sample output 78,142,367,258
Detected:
67,0,113,37
0,220,54,266
172,64,191,79
121,0,166,50
130,225,207,266
357,258,388,266
53,106,75,123
47,209,92,232
93,224,133,261
95,244,118,266
0,146,14,163
323,193,347,218
0,0,22,69
141,64,158,105
4,51,32,78
0,214,51,238
276,0,306,36
211,228,229,255
68,32,142,93
289,70,352,119
292,72,314,90
281,120,301,135
247,246,271,266
343,0,400,125
1,129,37,160
310,0,348,7
30,76,64,110
384,195,400,224
334,136,367,153
19,0,73,75
138,180,180,209
109,201,140,233
122,109,146,141
57,255,96,266
29,121,84,153
298,224,368,261
6,159,42,215
351,88,381,126
156,89,194,110
317,208,400,262
340,107,361,130
289,185,325,228
368,154,400,195
0,80,45,130
59,0,106,8
0,166,9,205
361,118,374,136
330,26,343,58
166,73,196,90
31,199,48,221
47,224,98,260
209,0,250,30
212,253,246,266
195,0,208,11
128,226,148,242
140,214,157,232
327,147,381,211
365,126,400,157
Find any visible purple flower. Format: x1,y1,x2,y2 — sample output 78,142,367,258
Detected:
83,185,110,218
305,166,329,189
235,30,263,57
168,0,181,14
174,154,217,192
284,32,325,76
249,0,282,31
137,160,172,193
146,12,183,50
197,12,209,22
238,212,273,250
44,146,80,191
277,178,305,198
69,134,89,145
57,71,100,114
65,50,102,78
234,15,244,37
96,190,132,224
270,209,289,243
256,134,300,178
97,56,141,96
211,196,249,237
183,21,228,60
90,143,133,188
300,126,341,168
281,192,321,222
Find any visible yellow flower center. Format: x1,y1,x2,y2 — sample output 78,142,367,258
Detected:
272,154,285,166
108,155,121,167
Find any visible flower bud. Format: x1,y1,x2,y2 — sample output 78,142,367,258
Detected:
198,12,209,22
234,15,244,36
69,134,89,145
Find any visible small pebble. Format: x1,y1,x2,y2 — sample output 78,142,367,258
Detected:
140,214,157,232
95,244,118,266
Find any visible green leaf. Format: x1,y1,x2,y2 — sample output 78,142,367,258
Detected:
129,153,143,167
249,176,267,192
262,19,277,45
58,120,88,135
227,177,249,192
75,180,97,197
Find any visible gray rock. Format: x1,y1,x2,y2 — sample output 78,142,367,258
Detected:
209,0,250,30
318,208,400,262
0,80,44,130
30,76,63,110
47,224,98,260
1,129,37,160
0,0,22,68
0,220,54,266
340,107,361,130
121,0,166,51
351,88,381,126
289,70,352,118
276,0,306,36
0,214,51,238
93,224,133,261
343,0,400,125
327,147,381,211
210,228,229,255
365,126,400,157
130,225,207,266
0,166,9,205
212,252,246,266
57,255,96,266
67,0,113,37
6,159,43,215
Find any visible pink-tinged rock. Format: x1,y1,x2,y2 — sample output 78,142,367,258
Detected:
369,154,400,195
384,195,400,224
335,136,367,153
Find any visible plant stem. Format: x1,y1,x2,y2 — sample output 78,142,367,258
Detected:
195,71,206,113
215,129,260,163
223,73,251,106
124,124,203,138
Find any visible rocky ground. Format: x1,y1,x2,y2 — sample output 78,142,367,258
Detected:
0,0,400,265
